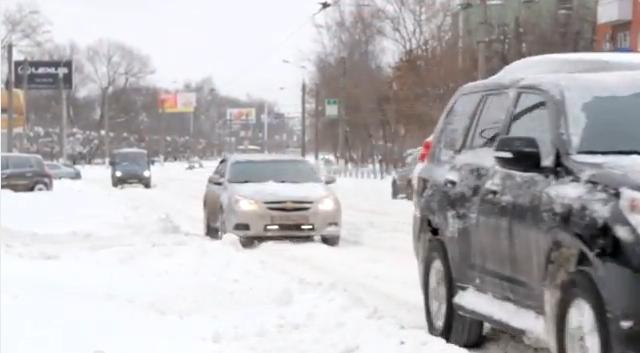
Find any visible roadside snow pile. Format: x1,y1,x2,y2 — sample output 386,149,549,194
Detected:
1,165,469,353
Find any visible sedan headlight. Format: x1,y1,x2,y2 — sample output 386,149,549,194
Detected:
620,188,640,233
235,196,259,211
143,170,151,177
115,170,123,177
318,197,336,211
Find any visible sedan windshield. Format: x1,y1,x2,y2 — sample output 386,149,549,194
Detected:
566,78,640,155
228,160,321,183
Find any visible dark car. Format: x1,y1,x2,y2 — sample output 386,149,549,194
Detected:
110,148,152,188
413,54,640,353
1,153,53,192
45,162,82,180
391,148,419,200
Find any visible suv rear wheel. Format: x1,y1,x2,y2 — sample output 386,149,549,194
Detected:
424,241,483,347
557,272,610,353
33,182,49,192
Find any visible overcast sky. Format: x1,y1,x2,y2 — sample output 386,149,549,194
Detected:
9,0,326,113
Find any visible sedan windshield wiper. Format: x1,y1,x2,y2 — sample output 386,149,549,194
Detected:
578,150,640,155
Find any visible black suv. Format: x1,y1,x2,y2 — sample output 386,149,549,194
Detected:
413,54,640,353
1,153,53,192
110,148,152,188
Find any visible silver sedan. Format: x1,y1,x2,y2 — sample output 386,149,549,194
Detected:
203,154,341,248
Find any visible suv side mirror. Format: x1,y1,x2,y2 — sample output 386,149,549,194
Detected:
323,175,336,185
208,174,224,186
494,136,541,172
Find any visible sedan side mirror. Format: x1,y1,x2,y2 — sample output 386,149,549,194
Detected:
494,136,541,173
323,175,337,185
208,174,224,186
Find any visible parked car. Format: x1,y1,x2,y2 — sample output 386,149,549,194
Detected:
110,148,152,188
1,153,53,192
413,53,640,353
203,154,341,248
391,148,420,200
45,162,82,180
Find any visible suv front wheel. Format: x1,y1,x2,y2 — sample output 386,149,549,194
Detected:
557,272,610,353
424,241,483,347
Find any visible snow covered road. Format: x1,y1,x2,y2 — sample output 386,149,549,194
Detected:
1,163,540,353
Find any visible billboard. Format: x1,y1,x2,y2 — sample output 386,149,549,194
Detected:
226,108,256,124
14,60,73,90
158,92,197,113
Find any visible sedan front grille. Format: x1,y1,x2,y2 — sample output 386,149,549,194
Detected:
264,201,313,212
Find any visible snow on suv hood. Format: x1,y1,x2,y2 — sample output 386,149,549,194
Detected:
572,155,640,192
229,182,331,202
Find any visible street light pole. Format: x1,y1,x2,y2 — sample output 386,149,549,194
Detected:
263,101,269,153
6,42,14,152
338,56,346,163
314,82,320,161
301,79,306,157
478,0,489,80
58,69,68,162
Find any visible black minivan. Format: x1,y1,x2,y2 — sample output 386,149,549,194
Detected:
413,54,640,353
110,148,152,188
1,153,53,192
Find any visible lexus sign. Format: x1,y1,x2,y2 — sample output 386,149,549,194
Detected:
14,60,73,90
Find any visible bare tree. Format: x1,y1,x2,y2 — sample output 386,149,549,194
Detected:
1,3,50,48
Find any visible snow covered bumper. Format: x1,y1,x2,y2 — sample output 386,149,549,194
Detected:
225,201,341,239
592,262,640,353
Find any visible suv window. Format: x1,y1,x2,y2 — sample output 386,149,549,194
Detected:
1,156,8,170
467,92,510,149
509,93,554,165
433,93,483,161
11,156,34,170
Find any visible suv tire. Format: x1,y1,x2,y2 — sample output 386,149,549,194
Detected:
32,182,49,192
557,271,610,353
424,241,483,347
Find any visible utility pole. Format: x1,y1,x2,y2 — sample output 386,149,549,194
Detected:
22,60,29,136
478,0,489,80
58,70,68,162
301,79,306,157
103,89,110,165
314,83,320,161
338,56,346,163
6,42,14,152
263,101,269,153
159,94,166,163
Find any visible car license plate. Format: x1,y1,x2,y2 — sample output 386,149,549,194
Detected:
271,215,309,224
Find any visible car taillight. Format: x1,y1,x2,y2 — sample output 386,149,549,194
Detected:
418,139,432,163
